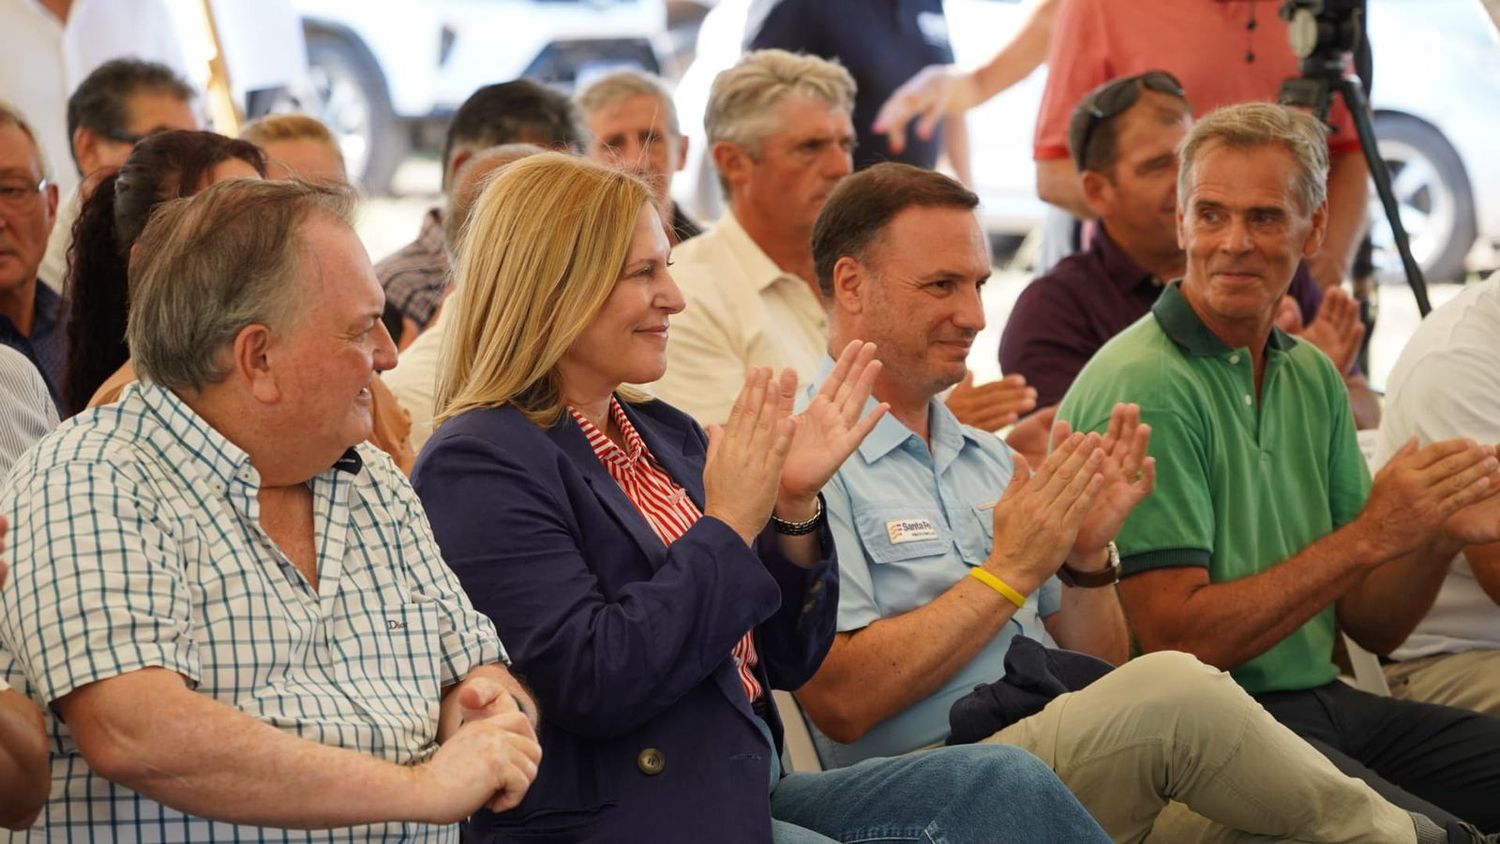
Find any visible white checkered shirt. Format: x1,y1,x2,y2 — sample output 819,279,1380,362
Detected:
0,382,507,842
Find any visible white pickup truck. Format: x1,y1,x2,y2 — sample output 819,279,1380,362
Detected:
259,0,668,192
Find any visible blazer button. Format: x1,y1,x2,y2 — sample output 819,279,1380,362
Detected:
637,747,666,776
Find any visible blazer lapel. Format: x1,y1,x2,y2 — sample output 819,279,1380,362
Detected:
545,415,670,570
621,400,707,511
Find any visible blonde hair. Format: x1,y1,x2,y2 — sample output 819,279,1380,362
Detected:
442,143,546,255
434,153,651,428
575,68,681,137
705,49,855,152
1178,103,1329,215
239,113,345,170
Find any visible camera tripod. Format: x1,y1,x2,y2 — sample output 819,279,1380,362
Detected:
1278,4,1432,317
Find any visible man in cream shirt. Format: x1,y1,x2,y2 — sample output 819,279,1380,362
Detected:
653,49,1039,435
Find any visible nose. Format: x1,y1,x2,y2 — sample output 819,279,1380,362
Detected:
1221,215,1254,253
954,283,986,332
656,270,686,315
372,316,399,373
827,145,853,179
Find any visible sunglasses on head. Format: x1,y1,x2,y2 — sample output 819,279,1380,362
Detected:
1071,71,1186,171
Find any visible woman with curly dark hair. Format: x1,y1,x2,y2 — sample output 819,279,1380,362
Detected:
63,130,265,415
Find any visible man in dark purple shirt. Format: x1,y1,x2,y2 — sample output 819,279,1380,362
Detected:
1000,74,1377,427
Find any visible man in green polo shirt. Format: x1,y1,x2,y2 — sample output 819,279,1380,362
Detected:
1061,103,1500,837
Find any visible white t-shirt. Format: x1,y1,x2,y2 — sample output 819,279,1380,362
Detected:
0,0,193,197
1375,277,1500,660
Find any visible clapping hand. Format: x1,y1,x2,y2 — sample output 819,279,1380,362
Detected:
983,431,1106,594
777,341,889,511
1068,404,1156,557
1358,437,1500,559
946,371,1038,432
703,367,800,546
1298,285,1364,375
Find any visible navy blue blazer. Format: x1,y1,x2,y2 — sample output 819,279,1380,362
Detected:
412,396,839,843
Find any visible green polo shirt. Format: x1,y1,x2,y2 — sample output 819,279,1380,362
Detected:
1058,281,1370,694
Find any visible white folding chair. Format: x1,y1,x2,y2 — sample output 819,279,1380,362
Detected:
773,690,824,773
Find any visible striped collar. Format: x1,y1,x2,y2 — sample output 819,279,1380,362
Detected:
568,396,650,470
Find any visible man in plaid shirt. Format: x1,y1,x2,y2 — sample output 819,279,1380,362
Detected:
0,178,539,841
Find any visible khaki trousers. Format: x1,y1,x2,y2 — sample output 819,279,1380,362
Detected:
981,651,1416,843
1384,650,1500,718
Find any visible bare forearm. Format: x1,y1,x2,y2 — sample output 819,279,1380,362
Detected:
1338,537,1464,654
1049,585,1129,665
1345,376,1382,430
1313,153,1370,288
942,118,973,188
67,676,434,828
0,691,46,830
1123,529,1375,670
972,0,1059,100
1470,543,1500,605
798,576,1020,742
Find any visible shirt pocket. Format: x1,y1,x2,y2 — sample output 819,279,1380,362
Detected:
331,601,444,761
958,501,999,564
851,506,960,617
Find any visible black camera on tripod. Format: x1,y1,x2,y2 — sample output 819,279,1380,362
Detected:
1277,0,1364,119
1277,0,1433,315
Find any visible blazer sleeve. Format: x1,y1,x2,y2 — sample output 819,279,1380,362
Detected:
415,431,786,740
750,521,839,692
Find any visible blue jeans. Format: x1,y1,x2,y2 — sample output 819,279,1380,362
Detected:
768,744,1108,843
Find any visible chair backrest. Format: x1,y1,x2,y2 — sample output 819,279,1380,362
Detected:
1342,632,1393,696
772,690,823,773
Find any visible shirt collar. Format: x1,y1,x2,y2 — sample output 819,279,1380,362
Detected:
132,381,363,493
1091,225,1161,295
806,355,983,463
1151,280,1297,357
714,210,801,294
417,207,445,253
569,396,650,469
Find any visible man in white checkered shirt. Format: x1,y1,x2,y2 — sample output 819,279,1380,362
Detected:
0,178,540,841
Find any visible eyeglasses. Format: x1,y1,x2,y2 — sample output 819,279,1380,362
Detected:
0,176,48,209
1069,71,1186,171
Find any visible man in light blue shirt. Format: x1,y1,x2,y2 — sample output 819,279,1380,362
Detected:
794,161,1462,844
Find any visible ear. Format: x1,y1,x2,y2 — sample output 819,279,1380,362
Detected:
1302,199,1330,260
231,323,282,405
1079,169,1112,219
43,181,58,222
447,149,474,186
673,134,689,173
711,140,752,194
1176,202,1189,251
72,127,100,176
830,255,869,316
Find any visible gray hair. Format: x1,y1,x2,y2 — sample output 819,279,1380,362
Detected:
127,179,356,392
442,143,546,256
1177,103,1329,215
0,100,51,180
575,69,681,138
705,49,855,152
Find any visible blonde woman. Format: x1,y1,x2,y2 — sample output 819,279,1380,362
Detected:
411,153,1106,843
239,113,347,183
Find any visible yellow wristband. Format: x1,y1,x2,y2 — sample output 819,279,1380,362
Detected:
969,567,1026,609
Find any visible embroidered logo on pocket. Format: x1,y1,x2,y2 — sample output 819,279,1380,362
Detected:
386,618,409,631
887,519,939,544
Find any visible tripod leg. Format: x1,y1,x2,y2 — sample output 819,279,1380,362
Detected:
1335,76,1432,317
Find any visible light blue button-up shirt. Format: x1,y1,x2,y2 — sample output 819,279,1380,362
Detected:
802,357,1061,767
